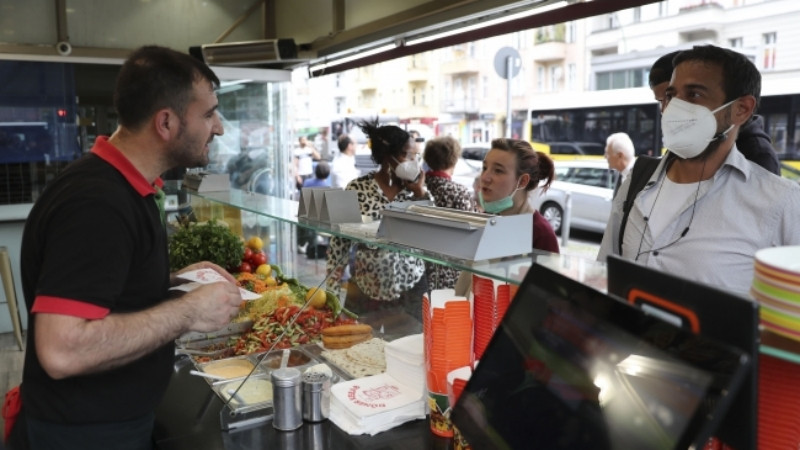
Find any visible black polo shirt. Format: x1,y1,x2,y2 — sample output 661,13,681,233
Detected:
20,136,172,424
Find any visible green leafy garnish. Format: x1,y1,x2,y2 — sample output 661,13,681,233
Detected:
168,219,244,271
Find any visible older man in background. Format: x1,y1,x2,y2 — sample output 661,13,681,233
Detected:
604,132,635,196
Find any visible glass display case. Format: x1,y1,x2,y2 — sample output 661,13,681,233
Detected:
184,187,800,365
166,188,800,450
186,189,607,291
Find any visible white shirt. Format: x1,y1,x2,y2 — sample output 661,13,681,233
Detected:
619,159,634,184
293,147,314,176
330,153,360,188
598,146,800,297
639,176,704,238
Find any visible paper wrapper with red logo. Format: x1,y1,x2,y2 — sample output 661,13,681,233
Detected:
329,373,425,436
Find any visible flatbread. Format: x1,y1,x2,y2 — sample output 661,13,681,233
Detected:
321,338,386,378
345,338,386,368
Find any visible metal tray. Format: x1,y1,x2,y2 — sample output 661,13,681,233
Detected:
197,344,351,421
195,354,264,384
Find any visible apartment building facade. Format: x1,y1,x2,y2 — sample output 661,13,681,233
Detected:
293,0,800,147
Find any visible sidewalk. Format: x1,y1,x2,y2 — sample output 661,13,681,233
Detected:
560,239,601,261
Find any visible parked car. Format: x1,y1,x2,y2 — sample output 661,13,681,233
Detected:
461,143,491,171
530,160,618,235
452,157,481,191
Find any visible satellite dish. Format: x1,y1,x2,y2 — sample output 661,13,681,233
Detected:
494,46,522,80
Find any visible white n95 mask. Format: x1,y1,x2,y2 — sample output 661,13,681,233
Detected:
393,158,422,182
661,97,735,159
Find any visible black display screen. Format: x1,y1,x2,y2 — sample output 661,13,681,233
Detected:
450,263,750,450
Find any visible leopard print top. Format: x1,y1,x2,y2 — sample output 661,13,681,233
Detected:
326,173,430,301
424,174,476,289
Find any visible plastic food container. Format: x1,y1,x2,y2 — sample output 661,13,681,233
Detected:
213,375,274,413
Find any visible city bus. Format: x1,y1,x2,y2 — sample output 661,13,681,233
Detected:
515,87,661,162
515,85,800,175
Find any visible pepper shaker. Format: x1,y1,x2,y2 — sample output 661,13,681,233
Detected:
271,368,302,430
302,372,331,422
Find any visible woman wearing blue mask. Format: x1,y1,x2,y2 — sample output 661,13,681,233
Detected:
479,138,560,254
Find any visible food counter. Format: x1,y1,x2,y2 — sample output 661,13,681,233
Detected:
174,189,799,450
154,334,452,450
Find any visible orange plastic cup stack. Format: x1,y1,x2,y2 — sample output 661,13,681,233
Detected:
423,292,473,395
472,275,496,360
496,284,514,329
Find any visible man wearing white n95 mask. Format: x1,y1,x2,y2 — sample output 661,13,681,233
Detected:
598,45,800,298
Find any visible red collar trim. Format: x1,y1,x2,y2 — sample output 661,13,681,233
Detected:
91,136,163,196
426,170,451,180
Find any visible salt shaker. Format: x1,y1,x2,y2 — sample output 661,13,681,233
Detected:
302,372,331,422
271,367,302,430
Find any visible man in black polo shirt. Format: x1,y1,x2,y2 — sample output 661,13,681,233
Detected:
9,46,243,450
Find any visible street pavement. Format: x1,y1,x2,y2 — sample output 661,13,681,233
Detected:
558,229,603,261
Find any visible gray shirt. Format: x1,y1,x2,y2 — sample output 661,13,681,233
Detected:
598,146,800,297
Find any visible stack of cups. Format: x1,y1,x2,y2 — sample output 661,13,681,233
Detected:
423,289,473,438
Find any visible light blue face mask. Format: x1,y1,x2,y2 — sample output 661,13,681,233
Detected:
478,179,523,214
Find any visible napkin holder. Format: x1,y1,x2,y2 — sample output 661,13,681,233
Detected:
182,171,230,193
378,202,532,261
298,187,361,225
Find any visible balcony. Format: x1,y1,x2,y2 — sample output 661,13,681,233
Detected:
676,1,723,38
678,1,723,13
406,63,428,83
440,58,481,75
533,41,567,63
441,97,480,114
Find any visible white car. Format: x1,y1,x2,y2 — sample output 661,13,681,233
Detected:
529,160,618,234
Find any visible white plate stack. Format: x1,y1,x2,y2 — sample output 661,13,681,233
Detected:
751,246,800,341
384,334,425,389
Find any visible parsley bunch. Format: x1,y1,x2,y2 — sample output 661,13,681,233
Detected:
168,219,244,271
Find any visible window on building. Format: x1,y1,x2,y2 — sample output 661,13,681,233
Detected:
514,31,524,49
608,13,619,29
567,63,577,91
729,37,743,48
537,66,545,92
763,32,777,70
549,65,561,91
595,69,647,90
482,75,489,98
566,22,576,44
468,77,477,103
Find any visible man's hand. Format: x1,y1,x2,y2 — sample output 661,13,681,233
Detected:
180,281,243,333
